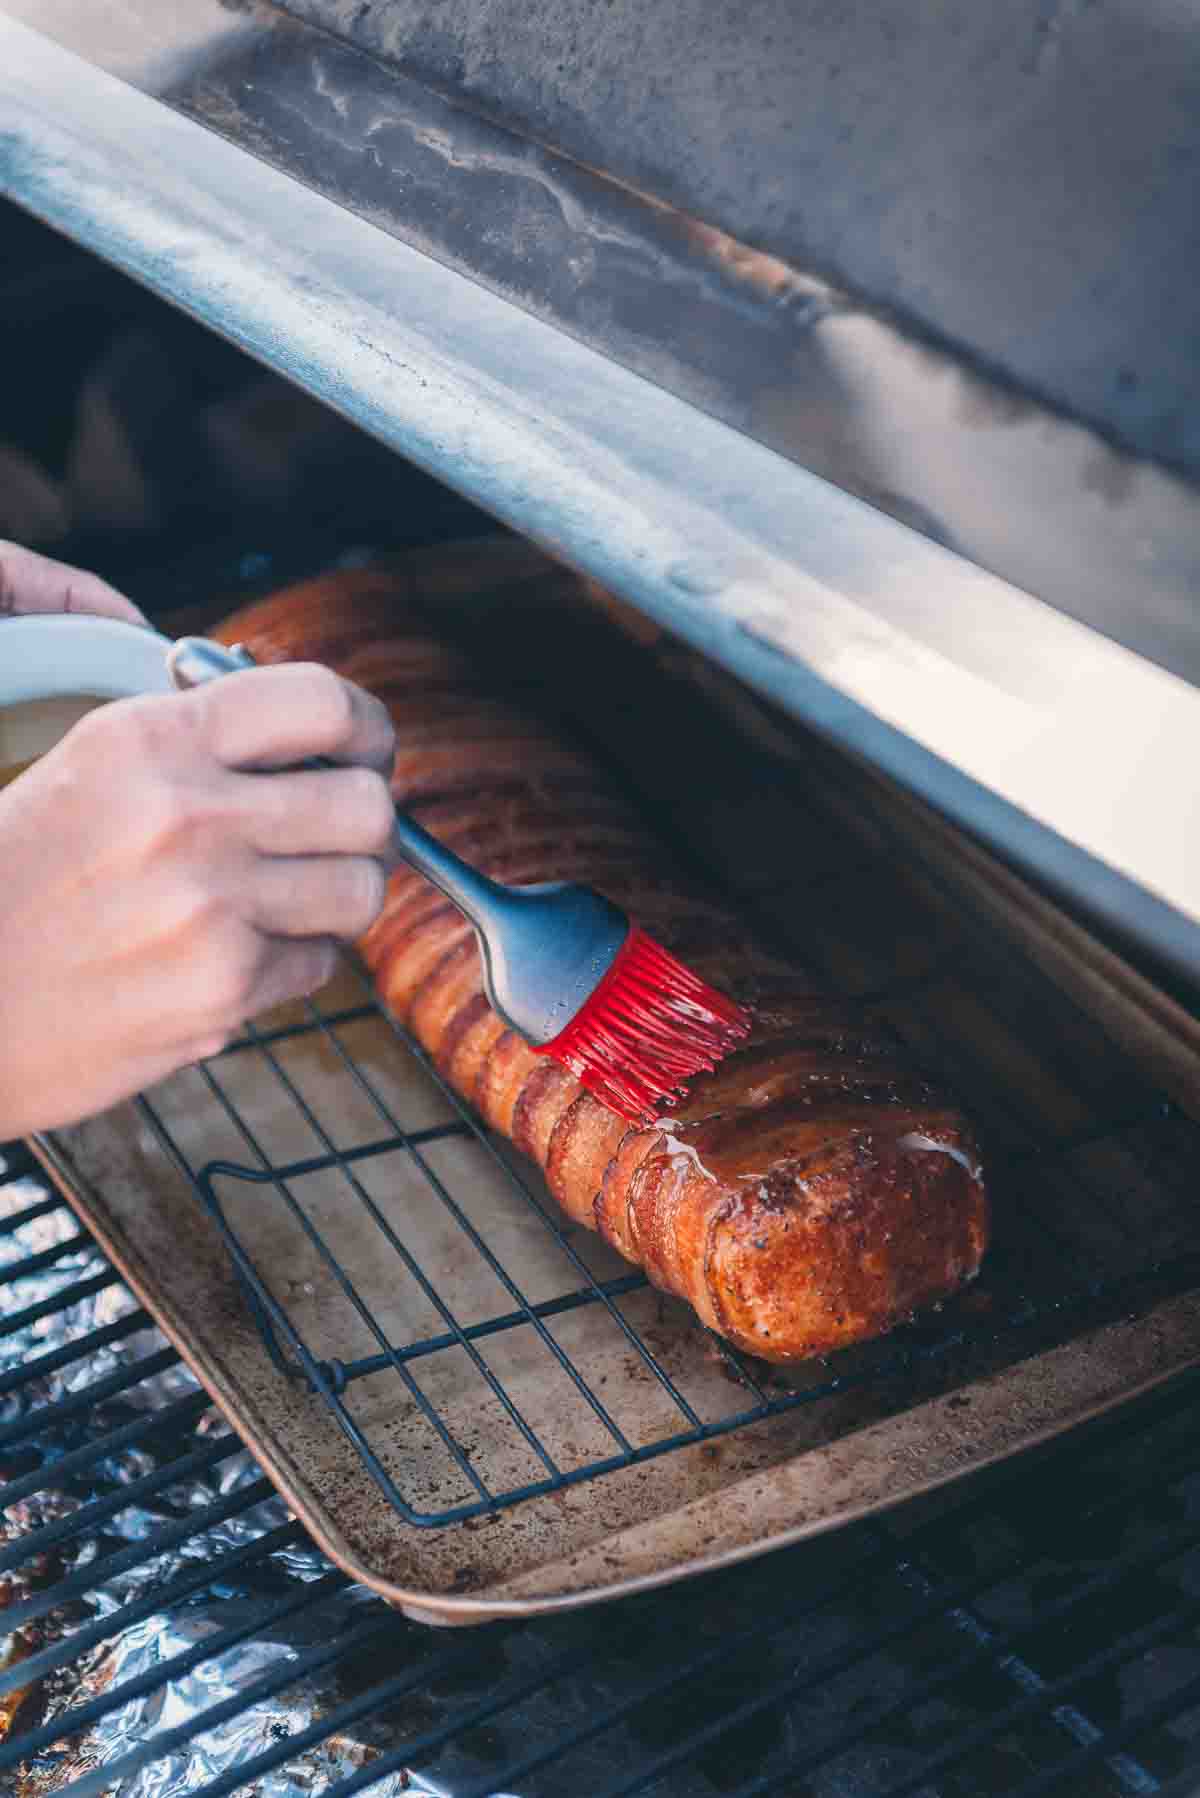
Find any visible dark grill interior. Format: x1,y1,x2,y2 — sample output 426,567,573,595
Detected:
7,1137,1200,1796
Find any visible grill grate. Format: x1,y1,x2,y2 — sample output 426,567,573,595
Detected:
5,1153,1200,1796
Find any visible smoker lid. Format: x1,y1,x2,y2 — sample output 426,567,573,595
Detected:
288,0,1200,490
0,0,1198,992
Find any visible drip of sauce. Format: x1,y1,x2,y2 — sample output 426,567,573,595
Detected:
655,1117,718,1182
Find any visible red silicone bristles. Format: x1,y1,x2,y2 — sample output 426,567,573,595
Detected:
534,925,752,1125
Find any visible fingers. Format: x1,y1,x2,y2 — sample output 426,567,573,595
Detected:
246,854,388,941
183,935,342,1062
237,764,396,858
245,935,342,1018
0,540,148,624
193,662,395,774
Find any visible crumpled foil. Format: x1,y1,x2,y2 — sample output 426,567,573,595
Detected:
0,1163,447,1797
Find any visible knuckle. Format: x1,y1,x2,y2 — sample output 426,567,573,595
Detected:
137,774,198,853
364,694,396,761
348,767,395,850
266,938,337,1010
204,941,260,1025
110,695,172,757
298,939,339,996
91,694,203,783
313,941,340,996
346,856,387,930
251,764,294,825
190,1027,234,1065
191,680,240,755
181,876,226,932
302,664,356,746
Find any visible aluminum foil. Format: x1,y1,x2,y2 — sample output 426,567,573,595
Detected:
0,1165,447,1797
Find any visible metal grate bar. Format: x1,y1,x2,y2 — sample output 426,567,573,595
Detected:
0,1306,156,1398
0,1471,276,1643
49,1605,444,1798
861,1585,1200,1798
274,1641,597,1798
0,1380,208,1510
321,1269,648,1382
1008,1666,1200,1798
68,1633,503,1798
213,1000,377,1058
0,1191,68,1236
198,1126,474,1189
585,1535,1200,1798
450,1420,1200,1798
704,1334,774,1404
0,1342,181,1449
0,1229,93,1283
0,1516,304,1702
711,1519,1200,1798
877,1520,1157,1796
0,1429,240,1571
0,1388,210,1508
0,1566,350,1775
0,1268,120,1336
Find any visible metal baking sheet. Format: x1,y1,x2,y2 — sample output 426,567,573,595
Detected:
18,546,1200,1627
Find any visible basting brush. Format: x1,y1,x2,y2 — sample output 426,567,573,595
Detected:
169,637,751,1124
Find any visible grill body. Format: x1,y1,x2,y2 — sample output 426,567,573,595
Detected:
2,6,1200,1785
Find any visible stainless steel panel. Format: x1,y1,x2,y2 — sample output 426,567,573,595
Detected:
5,0,1200,687
1,12,1199,986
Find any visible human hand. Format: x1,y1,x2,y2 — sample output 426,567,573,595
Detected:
0,538,148,624
0,661,396,1136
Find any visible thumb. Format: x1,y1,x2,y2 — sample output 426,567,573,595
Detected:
0,540,149,626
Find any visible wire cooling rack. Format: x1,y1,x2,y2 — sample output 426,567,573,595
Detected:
124,926,1200,1531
